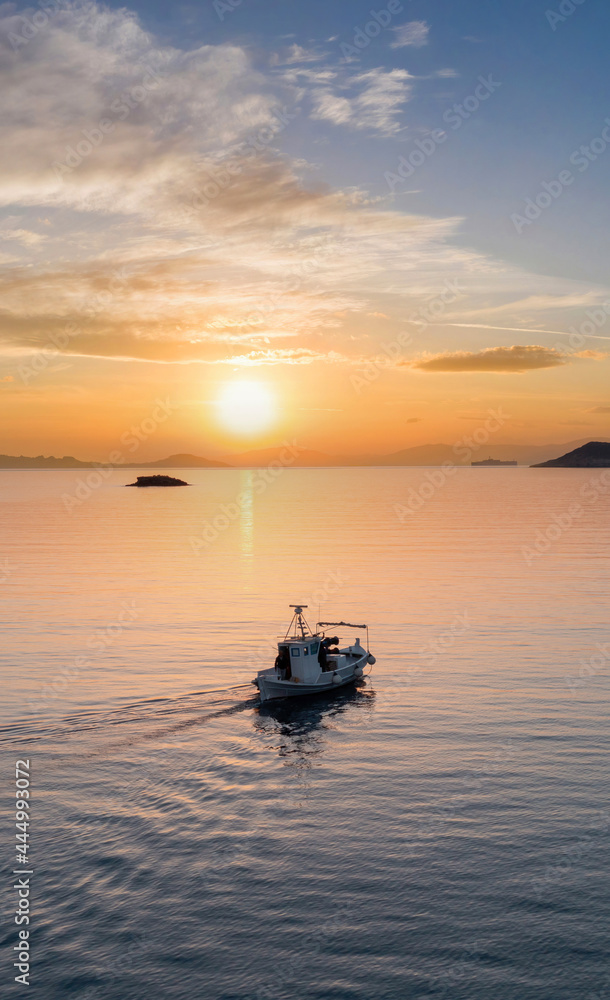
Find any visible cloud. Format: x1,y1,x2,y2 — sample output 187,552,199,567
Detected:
407,345,570,373
273,44,325,65
575,349,608,360
309,91,353,127
454,291,608,319
0,5,283,217
588,406,610,413
0,229,46,246
310,68,413,135
390,21,430,49
220,348,345,365
0,0,606,381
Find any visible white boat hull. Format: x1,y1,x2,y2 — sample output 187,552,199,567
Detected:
255,647,370,703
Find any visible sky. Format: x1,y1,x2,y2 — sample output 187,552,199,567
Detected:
1,0,610,459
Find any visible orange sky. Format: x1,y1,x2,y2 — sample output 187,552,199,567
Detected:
3,355,609,461
1,3,609,459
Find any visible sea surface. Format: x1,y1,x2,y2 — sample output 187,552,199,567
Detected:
1,467,609,999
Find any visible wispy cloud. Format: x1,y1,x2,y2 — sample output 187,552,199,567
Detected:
271,43,326,66
390,21,430,49
0,0,608,383
310,68,413,135
220,348,345,365
0,229,46,246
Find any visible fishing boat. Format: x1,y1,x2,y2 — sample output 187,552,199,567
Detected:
253,605,375,703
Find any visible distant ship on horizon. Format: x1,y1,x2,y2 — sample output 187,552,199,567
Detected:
472,457,518,467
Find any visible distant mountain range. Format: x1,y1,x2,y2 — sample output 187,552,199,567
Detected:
1,438,608,469
532,441,610,468
0,452,229,469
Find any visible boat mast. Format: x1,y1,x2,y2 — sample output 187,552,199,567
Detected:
285,604,311,639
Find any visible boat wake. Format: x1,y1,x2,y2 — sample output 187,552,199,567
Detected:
0,683,259,747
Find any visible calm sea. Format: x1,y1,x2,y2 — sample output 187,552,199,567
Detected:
1,467,609,999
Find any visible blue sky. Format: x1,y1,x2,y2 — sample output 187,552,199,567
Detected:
129,0,610,282
1,0,609,456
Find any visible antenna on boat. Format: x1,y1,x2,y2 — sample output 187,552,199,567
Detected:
286,605,312,639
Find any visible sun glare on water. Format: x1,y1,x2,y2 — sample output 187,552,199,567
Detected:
216,380,276,436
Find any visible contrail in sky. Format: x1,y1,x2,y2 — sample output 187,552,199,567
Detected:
439,323,610,341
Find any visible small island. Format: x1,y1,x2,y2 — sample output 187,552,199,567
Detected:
125,475,189,487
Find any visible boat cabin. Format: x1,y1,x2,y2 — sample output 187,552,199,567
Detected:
276,638,322,683
274,606,352,684
276,637,347,683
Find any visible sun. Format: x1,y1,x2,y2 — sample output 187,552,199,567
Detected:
215,380,276,436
